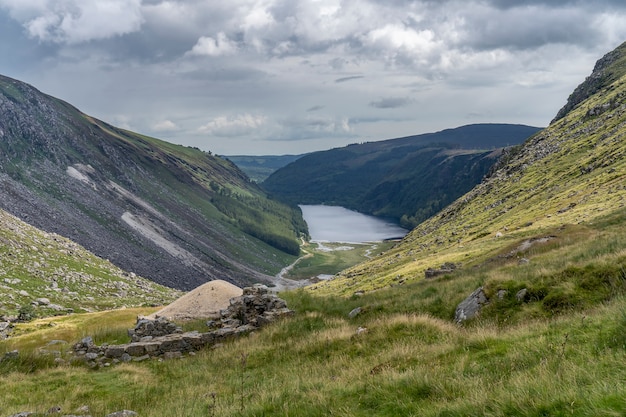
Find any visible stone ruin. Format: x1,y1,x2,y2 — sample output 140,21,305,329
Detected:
424,262,459,279
72,284,293,367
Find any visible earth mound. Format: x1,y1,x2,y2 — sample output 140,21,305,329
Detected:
148,279,243,321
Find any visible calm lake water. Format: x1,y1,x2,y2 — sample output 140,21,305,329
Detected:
299,205,408,243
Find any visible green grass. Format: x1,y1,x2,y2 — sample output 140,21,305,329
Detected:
1,296,625,416
2,209,626,416
286,241,397,280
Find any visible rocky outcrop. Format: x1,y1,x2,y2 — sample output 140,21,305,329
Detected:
71,285,293,367
552,41,626,123
454,287,489,324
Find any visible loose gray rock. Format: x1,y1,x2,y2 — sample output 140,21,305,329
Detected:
516,288,528,302
105,411,138,417
36,298,51,306
71,286,294,363
348,307,362,319
455,287,489,324
425,262,459,279
1,350,19,362
0,321,12,340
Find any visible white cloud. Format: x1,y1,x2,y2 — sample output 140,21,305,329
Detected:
152,120,179,132
197,114,267,137
4,0,626,155
0,0,143,43
187,32,239,56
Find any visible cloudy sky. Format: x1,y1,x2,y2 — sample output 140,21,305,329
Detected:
1,0,625,155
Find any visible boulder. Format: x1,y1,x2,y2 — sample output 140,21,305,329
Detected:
454,287,489,323
0,321,12,339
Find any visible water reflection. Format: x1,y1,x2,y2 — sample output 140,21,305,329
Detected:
299,205,408,243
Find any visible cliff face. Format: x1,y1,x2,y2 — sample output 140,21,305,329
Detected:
551,41,626,123
0,75,304,291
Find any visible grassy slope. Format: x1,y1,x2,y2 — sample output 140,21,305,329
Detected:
0,208,180,319
1,219,625,416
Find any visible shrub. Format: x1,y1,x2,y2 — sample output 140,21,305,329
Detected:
542,290,581,313
17,304,36,322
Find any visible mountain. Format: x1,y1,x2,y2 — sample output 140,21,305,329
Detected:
262,124,541,228
313,41,626,296
225,154,305,182
0,74,307,291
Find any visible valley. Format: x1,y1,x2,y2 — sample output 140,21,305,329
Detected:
2,39,626,417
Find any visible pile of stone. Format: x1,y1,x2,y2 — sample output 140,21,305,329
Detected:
72,285,293,367
424,262,459,279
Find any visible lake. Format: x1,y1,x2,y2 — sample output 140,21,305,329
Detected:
299,205,408,243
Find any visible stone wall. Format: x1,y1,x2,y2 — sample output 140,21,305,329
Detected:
72,285,293,367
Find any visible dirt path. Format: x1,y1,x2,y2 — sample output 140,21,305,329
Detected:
271,250,314,291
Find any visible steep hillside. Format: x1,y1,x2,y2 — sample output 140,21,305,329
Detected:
262,124,540,227
226,154,304,182
313,41,626,296
0,75,307,291
0,207,180,320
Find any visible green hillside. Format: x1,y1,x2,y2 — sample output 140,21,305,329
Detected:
0,74,307,290
262,124,540,228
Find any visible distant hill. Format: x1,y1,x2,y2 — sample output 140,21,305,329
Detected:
225,154,304,182
262,124,541,228
0,74,307,291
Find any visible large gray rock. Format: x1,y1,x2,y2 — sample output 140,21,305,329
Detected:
0,321,12,339
454,287,489,324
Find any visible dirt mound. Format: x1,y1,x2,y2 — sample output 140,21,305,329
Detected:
148,280,243,321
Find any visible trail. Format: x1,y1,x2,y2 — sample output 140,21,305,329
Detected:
271,248,314,292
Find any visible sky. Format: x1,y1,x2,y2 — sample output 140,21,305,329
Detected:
1,1,625,156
